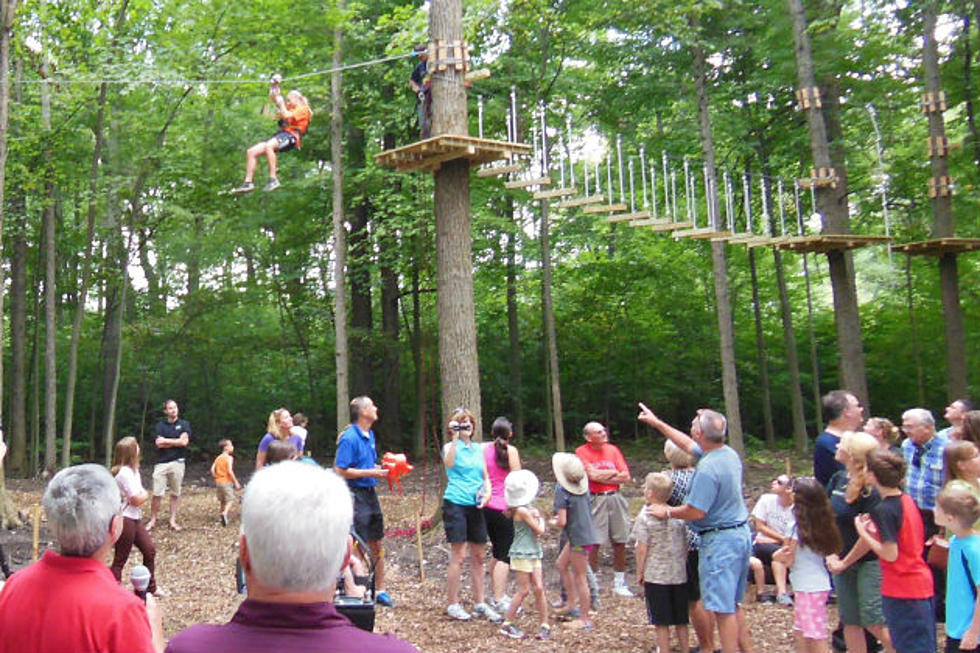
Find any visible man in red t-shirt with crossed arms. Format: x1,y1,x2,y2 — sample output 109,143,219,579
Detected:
575,421,634,597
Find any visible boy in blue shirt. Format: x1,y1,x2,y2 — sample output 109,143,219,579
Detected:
935,486,980,652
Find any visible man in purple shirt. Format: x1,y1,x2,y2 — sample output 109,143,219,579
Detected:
165,461,417,653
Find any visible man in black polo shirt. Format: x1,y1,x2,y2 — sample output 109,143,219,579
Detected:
147,399,191,532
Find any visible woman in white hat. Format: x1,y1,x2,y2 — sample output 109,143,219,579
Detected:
550,452,598,631
499,470,549,640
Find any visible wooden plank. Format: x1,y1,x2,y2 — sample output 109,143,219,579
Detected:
582,203,628,215
774,234,892,254
648,221,693,232
504,176,551,190
630,218,670,228
715,233,759,244
615,211,652,222
688,230,734,240
532,187,578,200
557,195,605,208
671,227,721,238
892,237,980,256
606,213,637,223
476,163,524,178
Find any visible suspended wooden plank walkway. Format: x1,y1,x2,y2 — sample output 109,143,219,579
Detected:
607,210,651,223
375,135,531,173
891,237,980,256
504,176,551,190
773,234,892,254
672,227,731,239
532,187,577,200
648,221,693,232
582,203,628,215
557,195,604,209
629,217,668,227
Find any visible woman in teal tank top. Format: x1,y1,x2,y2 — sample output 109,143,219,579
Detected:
442,408,499,622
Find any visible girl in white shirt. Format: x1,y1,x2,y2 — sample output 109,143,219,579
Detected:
109,436,158,594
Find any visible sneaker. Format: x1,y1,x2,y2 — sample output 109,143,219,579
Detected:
473,602,503,622
493,595,512,614
613,584,634,598
590,593,602,611
376,591,395,607
757,593,776,604
776,593,794,606
447,603,471,621
263,178,280,192
151,587,168,598
230,182,254,195
535,625,551,641
557,608,581,622
220,514,228,527
499,622,525,639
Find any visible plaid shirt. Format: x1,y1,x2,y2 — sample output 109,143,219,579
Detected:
666,467,700,551
901,432,948,511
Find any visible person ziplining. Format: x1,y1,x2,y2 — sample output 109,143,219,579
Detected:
408,45,431,139
231,74,312,195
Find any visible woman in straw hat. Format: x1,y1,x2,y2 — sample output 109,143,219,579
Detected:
550,452,598,631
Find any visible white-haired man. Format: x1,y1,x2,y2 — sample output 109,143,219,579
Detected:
638,404,754,653
901,407,947,537
166,461,417,653
0,464,163,653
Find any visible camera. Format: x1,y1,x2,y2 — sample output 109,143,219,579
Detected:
450,421,472,432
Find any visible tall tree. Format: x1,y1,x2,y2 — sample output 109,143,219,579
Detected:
923,0,968,399
331,1,350,431
430,0,483,432
39,44,57,474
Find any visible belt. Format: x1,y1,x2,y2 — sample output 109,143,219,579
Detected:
699,520,747,535
590,490,618,496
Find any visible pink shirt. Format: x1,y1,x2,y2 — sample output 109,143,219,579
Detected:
484,443,510,512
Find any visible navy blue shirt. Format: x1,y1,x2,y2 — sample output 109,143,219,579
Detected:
155,418,191,465
814,431,844,488
335,424,378,488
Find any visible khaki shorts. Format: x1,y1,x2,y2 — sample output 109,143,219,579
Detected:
510,558,542,573
152,460,185,497
216,482,235,504
590,491,631,545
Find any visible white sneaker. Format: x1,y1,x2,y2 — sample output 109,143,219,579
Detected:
613,584,634,597
447,603,472,621
494,595,512,613
473,602,503,622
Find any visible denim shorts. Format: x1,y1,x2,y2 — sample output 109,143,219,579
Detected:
882,596,936,653
699,524,751,614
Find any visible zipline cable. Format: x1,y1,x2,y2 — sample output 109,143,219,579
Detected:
12,51,416,86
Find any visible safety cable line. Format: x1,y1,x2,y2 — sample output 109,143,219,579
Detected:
11,51,416,85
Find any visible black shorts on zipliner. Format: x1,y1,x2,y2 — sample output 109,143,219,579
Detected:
351,486,385,542
272,130,297,153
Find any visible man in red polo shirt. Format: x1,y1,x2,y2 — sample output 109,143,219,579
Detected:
575,421,634,597
0,464,163,653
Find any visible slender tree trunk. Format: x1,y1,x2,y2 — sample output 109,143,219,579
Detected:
505,196,524,439
331,8,349,431
964,16,980,180
379,136,403,444
348,128,373,397
692,37,743,451
40,56,58,474
430,0,482,434
412,231,425,458
788,0,869,409
748,249,775,445
905,257,927,406
10,198,27,474
0,0,21,527
923,1,968,398
774,247,809,452
63,73,109,469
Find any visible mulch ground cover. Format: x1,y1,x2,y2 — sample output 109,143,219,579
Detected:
1,452,832,652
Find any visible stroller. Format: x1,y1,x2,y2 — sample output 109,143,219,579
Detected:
234,528,376,632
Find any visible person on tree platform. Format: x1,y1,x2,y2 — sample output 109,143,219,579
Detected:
231,76,312,195
408,45,430,139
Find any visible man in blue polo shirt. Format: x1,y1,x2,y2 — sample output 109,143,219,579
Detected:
638,403,754,653
334,396,393,607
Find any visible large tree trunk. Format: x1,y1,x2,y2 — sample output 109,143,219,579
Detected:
923,1,968,399
692,38,743,451
788,0,869,409
505,197,524,439
331,8,349,431
40,56,58,474
348,128,373,398
0,0,22,528
430,0,482,434
9,195,27,474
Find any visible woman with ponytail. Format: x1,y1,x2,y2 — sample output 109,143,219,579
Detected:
483,417,522,613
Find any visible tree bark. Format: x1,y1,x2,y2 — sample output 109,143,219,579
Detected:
505,196,524,439
331,6,349,431
9,195,27,474
692,37,743,451
748,249,775,446
788,0,869,409
923,1,968,399
40,54,58,474
348,127,373,398
430,0,482,435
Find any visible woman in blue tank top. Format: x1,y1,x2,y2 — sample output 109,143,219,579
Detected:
442,408,500,623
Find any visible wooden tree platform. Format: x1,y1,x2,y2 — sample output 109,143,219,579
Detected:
374,135,531,173
532,187,577,200
891,237,980,256
557,195,604,209
773,234,892,253
582,203,629,215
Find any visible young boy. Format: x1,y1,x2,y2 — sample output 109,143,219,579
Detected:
210,439,241,526
935,487,980,653
634,472,689,653
854,448,935,653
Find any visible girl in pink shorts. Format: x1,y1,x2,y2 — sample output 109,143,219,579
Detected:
773,477,843,653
